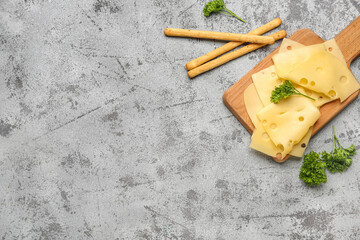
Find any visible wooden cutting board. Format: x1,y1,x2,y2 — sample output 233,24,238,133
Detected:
223,16,360,163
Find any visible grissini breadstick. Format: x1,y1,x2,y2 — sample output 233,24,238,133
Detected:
186,18,282,70
164,28,275,45
187,30,287,79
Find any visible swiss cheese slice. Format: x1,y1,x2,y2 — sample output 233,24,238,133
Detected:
279,38,305,53
272,43,326,77
282,51,360,101
290,127,312,157
323,39,347,66
243,83,263,127
277,38,346,65
252,66,283,106
252,66,332,108
245,84,312,159
296,86,332,108
256,95,320,157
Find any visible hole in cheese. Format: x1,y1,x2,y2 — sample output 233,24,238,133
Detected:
328,47,333,52
340,76,347,83
318,96,323,101
299,116,304,121
301,143,306,148
305,90,312,96
300,78,308,85
287,46,292,50
270,123,277,129
297,108,304,112
279,112,286,115
262,120,267,125
276,152,282,159
310,81,315,86
276,79,282,84
271,72,276,77
277,144,284,151
316,67,322,72
328,90,337,97
262,132,269,139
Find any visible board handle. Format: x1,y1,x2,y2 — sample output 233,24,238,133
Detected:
335,16,360,66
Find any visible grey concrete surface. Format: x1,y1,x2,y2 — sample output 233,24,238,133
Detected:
0,0,360,239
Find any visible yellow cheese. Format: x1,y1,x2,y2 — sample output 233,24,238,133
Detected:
282,51,360,102
246,38,357,159
323,39,347,65
244,83,263,127
252,66,332,108
250,123,312,158
250,125,279,158
252,66,283,106
296,85,333,108
245,84,313,159
279,38,305,53
277,38,346,64
256,95,321,157
290,127,312,157
272,43,326,77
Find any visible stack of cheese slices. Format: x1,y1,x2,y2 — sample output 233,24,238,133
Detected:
244,38,360,160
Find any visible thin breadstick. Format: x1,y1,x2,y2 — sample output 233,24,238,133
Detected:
186,18,282,70
187,30,287,79
164,28,275,45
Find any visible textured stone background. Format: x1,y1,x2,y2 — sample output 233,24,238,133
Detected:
1,0,360,239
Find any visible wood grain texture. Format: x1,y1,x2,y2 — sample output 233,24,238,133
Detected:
223,16,360,163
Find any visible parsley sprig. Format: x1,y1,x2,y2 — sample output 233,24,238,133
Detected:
203,0,246,23
299,126,357,186
299,151,327,186
270,80,315,104
321,125,356,173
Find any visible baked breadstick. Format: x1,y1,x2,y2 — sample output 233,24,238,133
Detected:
186,18,282,70
164,28,275,45
187,30,287,79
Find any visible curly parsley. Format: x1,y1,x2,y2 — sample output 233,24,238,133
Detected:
270,80,315,104
322,125,356,173
203,0,245,23
300,126,357,187
299,151,327,186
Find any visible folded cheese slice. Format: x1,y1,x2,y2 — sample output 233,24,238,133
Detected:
295,85,332,108
252,66,333,108
256,95,320,157
245,83,313,159
281,51,360,101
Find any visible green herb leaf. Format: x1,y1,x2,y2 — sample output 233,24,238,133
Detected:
321,126,356,173
270,80,315,104
299,151,327,186
203,0,246,23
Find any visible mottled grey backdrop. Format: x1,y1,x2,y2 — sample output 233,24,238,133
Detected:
0,0,360,239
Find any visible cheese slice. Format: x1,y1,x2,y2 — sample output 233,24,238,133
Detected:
279,38,305,53
244,83,263,127
323,39,347,66
252,66,332,108
296,85,333,108
277,38,346,65
273,43,326,77
256,95,321,157
290,127,312,157
250,126,280,158
282,51,360,101
245,84,312,159
252,66,283,106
